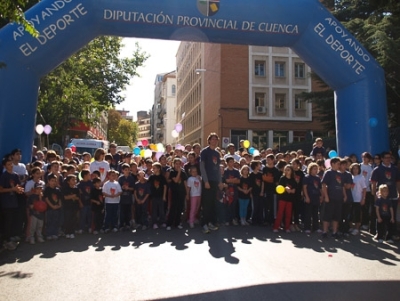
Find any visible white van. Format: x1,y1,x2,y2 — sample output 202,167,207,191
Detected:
70,139,109,156
116,146,131,153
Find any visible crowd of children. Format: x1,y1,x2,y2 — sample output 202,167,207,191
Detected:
0,136,399,251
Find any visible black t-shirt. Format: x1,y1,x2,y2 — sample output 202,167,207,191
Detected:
148,174,167,198
238,177,252,199
27,194,45,220
277,176,297,202
293,169,305,197
200,146,220,182
90,187,104,212
168,168,188,193
249,172,263,196
77,180,93,206
322,169,344,201
0,171,20,209
375,197,392,217
118,174,136,204
341,171,354,202
43,186,63,208
303,174,322,205
135,181,150,202
262,166,280,193
62,185,80,209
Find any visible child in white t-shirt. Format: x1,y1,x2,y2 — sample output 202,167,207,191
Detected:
102,170,122,232
350,163,366,235
186,167,202,228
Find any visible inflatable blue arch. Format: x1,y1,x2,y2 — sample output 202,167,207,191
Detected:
0,0,388,162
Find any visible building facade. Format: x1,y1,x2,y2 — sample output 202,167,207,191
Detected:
137,110,152,142
175,42,325,150
152,71,177,145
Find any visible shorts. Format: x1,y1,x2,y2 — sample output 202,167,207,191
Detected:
321,200,342,222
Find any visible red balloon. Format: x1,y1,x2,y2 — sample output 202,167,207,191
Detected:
142,139,149,147
71,145,77,152
33,200,47,212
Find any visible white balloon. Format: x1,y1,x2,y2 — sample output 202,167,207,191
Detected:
171,130,179,138
36,124,44,135
253,150,260,157
144,149,152,158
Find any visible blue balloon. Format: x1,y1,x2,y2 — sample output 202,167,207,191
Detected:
67,143,74,148
369,117,378,127
133,147,140,155
248,147,255,155
328,150,337,158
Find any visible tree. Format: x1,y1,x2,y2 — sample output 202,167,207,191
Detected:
107,109,122,143
329,0,400,127
38,37,148,143
0,0,37,34
107,109,138,147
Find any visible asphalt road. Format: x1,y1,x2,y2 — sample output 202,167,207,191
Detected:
1,226,399,301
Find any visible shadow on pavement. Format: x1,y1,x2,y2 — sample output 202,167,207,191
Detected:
0,225,399,267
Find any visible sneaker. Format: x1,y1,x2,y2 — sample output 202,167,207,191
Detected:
93,231,99,235
361,225,369,230
289,225,296,232
321,232,328,239
10,236,21,242
29,237,35,245
142,225,147,230
241,220,246,226
305,230,311,234
100,229,105,234
386,239,394,244
70,234,75,239
273,229,279,233
66,234,71,239
112,228,118,233
161,223,167,228
3,241,17,250
166,226,171,231
134,224,141,229
76,230,83,235
351,229,359,236
47,236,53,241
88,228,93,234
378,239,383,243
294,225,301,232
104,229,110,234
331,233,340,239
224,222,230,226
37,237,45,243
202,225,210,234
189,223,195,229
285,229,291,233
153,224,158,230
177,224,183,230
232,219,239,226
208,223,218,231
317,229,323,234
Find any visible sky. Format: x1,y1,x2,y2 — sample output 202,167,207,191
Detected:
117,38,180,120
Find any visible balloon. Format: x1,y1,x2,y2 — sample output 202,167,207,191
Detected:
369,117,378,127
328,150,337,158
243,140,250,148
136,141,143,147
324,159,331,169
43,124,52,135
249,147,255,155
144,149,152,158
71,145,76,152
253,150,260,157
90,158,94,163
156,143,164,152
35,124,44,135
171,130,179,138
276,185,285,194
140,150,145,157
33,200,47,213
67,143,74,148
133,147,140,155
150,144,157,150
155,151,163,161
142,139,149,147
175,123,183,133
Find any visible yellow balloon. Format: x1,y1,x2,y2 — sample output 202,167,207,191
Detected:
243,140,250,148
276,185,285,194
140,149,145,157
90,158,94,163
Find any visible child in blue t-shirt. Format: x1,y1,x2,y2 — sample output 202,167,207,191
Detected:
118,164,135,230
77,170,93,234
134,170,150,230
27,183,46,244
303,163,322,233
237,165,252,226
374,184,395,244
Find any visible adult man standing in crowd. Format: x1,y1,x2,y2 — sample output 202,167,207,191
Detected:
200,133,223,233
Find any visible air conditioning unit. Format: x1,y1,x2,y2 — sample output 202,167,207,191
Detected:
256,106,267,114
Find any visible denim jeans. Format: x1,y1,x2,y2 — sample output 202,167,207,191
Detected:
79,205,92,231
103,203,119,230
46,209,61,236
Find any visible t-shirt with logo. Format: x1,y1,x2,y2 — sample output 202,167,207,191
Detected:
341,170,354,203
118,174,136,204
148,174,167,198
77,180,94,206
293,169,305,198
187,176,202,197
134,181,150,202
262,166,280,193
277,176,297,202
249,171,263,196
371,164,400,199
303,174,321,205
168,168,188,194
200,146,220,182
90,187,104,212
322,169,344,201
43,186,63,209
238,176,252,200
375,197,392,217
90,160,110,183
0,171,20,209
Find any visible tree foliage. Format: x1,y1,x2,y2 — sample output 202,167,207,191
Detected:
107,109,137,147
37,37,148,143
0,0,38,34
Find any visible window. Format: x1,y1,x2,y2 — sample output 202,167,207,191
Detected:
231,130,247,149
255,61,265,76
275,62,285,77
255,93,266,107
273,131,288,148
295,95,306,110
275,94,286,109
172,84,176,96
253,131,268,150
295,63,305,78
